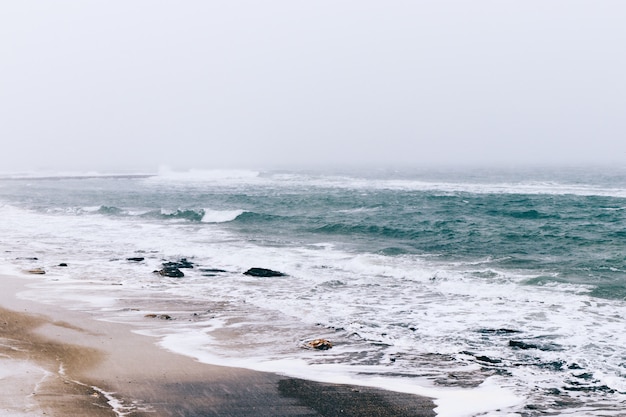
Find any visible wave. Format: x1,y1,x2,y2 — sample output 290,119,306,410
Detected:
0,171,154,180
487,209,561,220
261,170,626,198
231,211,285,224
151,168,261,183
47,168,611,199
201,209,245,223
97,205,126,216
314,223,416,240
152,208,246,223
89,206,245,223
316,178,626,198
155,209,206,222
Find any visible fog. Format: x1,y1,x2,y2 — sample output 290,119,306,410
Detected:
1,1,625,173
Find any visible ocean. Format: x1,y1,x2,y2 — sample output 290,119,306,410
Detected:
1,166,626,416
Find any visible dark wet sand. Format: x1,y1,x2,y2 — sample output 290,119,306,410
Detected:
0,274,436,416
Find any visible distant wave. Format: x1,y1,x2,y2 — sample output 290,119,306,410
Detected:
327,178,626,198
262,172,626,198
95,205,126,216
0,171,154,180
151,168,261,182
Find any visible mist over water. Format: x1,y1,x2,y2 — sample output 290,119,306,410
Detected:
2,167,626,416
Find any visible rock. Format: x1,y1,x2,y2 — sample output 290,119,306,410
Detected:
243,267,287,277
199,268,228,276
509,340,538,350
475,355,502,364
127,257,145,262
306,339,333,350
509,339,562,352
200,268,227,273
156,267,185,278
58,263,68,267
478,328,522,335
26,268,46,275
145,314,172,320
162,258,194,269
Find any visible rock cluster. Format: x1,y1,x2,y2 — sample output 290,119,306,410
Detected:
155,258,195,278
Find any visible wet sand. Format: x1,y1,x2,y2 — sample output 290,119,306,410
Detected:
0,274,436,416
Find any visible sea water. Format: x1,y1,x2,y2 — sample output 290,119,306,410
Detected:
1,166,626,416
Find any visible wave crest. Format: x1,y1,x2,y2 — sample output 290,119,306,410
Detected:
201,209,245,223
153,168,261,182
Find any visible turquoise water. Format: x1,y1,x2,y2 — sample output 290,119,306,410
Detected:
1,167,626,415
5,168,625,299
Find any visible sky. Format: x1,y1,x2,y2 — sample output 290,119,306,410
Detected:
1,1,626,173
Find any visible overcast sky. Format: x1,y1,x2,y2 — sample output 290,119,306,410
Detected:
1,1,625,173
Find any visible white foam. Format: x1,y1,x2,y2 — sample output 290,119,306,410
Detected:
253,171,626,198
201,209,245,223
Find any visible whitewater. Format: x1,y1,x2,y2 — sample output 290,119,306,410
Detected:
1,166,626,416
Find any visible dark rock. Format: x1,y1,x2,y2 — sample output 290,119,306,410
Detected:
475,355,502,364
509,339,563,352
243,267,287,277
200,268,228,277
17,257,39,261
509,340,538,350
162,258,194,269
127,257,145,262
478,328,522,335
539,361,566,371
145,314,172,320
200,268,227,273
58,263,68,267
156,267,185,278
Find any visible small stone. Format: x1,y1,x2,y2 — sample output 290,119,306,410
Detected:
306,339,333,350
26,268,46,275
144,314,172,320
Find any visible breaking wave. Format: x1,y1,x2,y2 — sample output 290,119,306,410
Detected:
90,206,245,223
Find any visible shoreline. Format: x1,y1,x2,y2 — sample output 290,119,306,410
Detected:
0,273,436,416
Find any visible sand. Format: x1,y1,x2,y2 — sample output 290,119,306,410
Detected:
0,273,436,416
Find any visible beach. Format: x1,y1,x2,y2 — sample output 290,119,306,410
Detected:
0,272,436,417
3,169,626,416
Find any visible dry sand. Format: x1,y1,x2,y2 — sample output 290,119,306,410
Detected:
0,273,436,416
